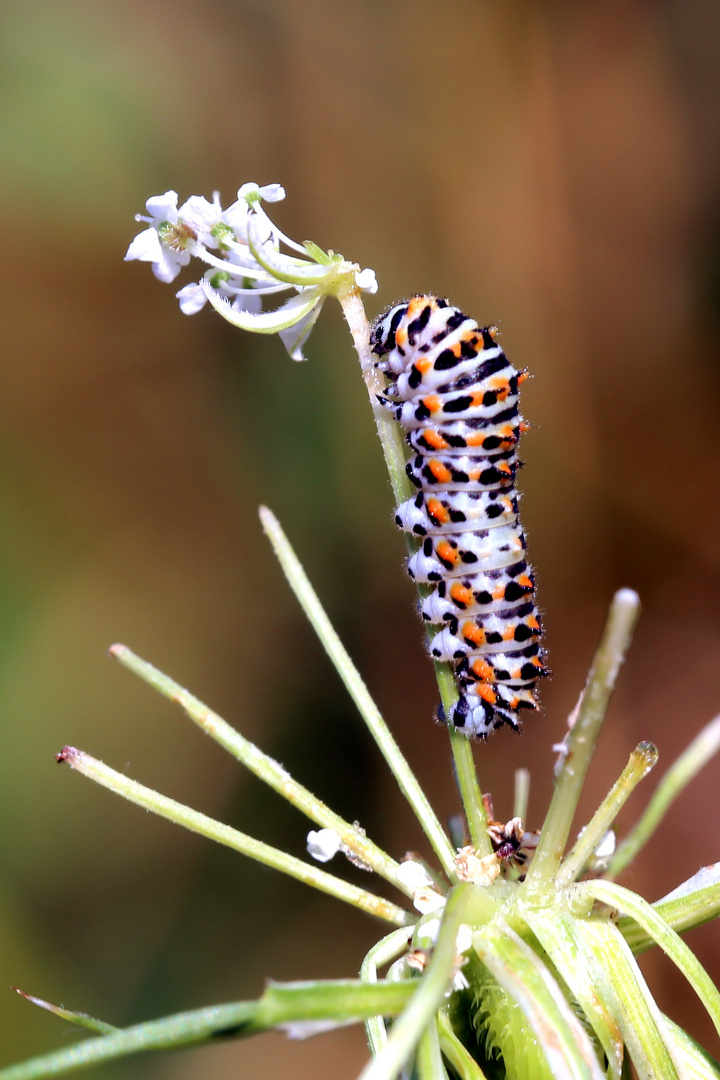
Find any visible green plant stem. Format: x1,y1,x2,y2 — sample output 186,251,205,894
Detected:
360,928,413,1055
0,981,415,1080
259,505,458,881
337,286,413,507
523,589,640,896
619,875,720,954
337,288,487,855
109,645,406,896
437,1008,490,1079
12,991,117,1036
607,712,720,879
438,663,491,856
514,767,530,822
57,747,412,927
578,879,720,1039
416,1019,448,1080
358,884,476,1080
556,742,657,887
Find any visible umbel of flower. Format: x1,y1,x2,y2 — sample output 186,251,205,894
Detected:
125,182,377,361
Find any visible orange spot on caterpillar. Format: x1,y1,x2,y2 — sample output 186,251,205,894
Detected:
435,541,460,566
421,428,449,450
461,622,485,646
422,395,442,414
475,684,497,705
450,583,474,606
471,658,495,683
428,459,452,483
426,498,449,524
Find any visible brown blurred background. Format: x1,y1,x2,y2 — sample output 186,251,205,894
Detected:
1,0,720,1075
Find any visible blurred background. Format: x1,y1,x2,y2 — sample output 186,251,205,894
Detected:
1,0,720,1075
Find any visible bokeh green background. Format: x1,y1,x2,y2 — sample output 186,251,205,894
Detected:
2,1,720,1075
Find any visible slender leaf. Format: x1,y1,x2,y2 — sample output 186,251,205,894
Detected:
579,880,720,1038
0,981,414,1080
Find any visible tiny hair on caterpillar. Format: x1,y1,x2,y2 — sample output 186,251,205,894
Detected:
370,294,547,738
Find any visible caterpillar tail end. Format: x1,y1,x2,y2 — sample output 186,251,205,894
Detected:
438,693,523,739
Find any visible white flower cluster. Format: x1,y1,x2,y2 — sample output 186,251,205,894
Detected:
125,183,376,362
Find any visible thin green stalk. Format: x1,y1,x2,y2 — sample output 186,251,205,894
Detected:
437,1008,490,1080
524,589,640,896
338,288,487,855
259,505,457,881
578,879,720,1038
0,981,415,1080
109,644,406,895
358,884,476,1080
570,916,680,1080
337,286,414,508
12,991,117,1036
514,767,530,822
57,747,412,927
607,712,720,879
360,928,413,1055
556,742,657,887
438,663,491,856
620,876,720,954
416,1020,449,1080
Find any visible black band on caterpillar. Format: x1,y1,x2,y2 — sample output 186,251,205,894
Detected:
371,295,548,737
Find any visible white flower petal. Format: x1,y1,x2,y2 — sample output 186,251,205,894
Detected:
412,887,447,915
152,248,190,283
306,828,341,863
258,183,286,202
593,830,616,859
396,860,434,891
237,181,286,204
144,190,179,221
355,267,378,294
178,194,221,242
456,924,473,954
176,282,208,315
124,227,163,264
278,300,324,361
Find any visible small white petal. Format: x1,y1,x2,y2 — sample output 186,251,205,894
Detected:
178,194,221,242
396,860,434,890
144,190,179,221
452,970,470,991
306,828,341,863
593,830,616,859
258,183,286,202
124,227,163,263
456,924,473,954
355,267,378,294
417,917,441,945
412,887,447,915
278,300,324,361
238,181,285,204
176,282,208,315
152,248,190,283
